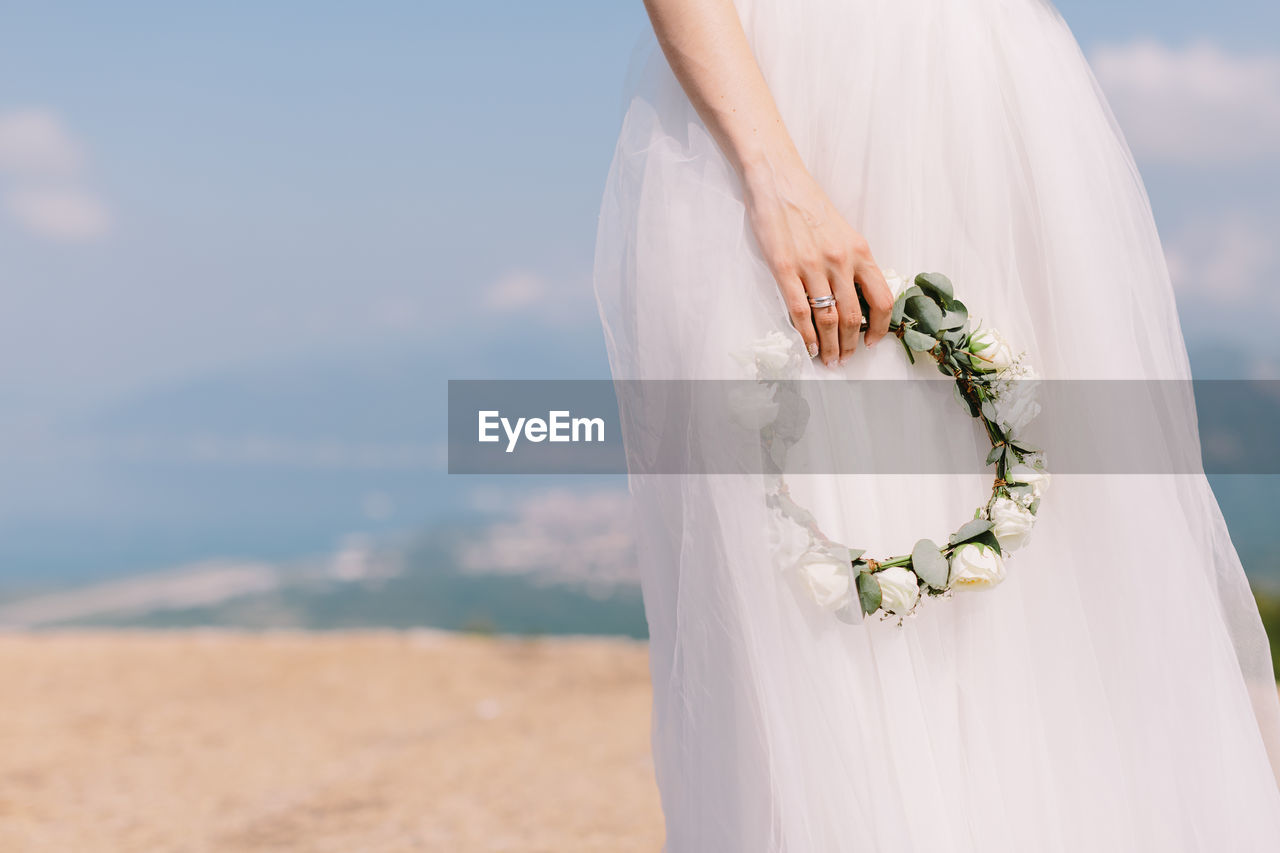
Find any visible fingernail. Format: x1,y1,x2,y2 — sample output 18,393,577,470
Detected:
807,342,819,358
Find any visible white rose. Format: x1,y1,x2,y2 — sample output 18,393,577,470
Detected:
989,497,1036,552
1007,462,1051,499
733,330,803,380
883,269,911,300
795,550,853,610
727,383,779,430
948,542,1006,588
967,327,1015,373
875,565,921,614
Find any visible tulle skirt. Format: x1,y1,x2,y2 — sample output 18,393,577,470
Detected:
592,0,1280,849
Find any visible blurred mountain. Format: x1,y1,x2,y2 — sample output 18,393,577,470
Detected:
0,491,646,637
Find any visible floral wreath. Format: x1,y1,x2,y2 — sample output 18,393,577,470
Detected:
733,271,1050,624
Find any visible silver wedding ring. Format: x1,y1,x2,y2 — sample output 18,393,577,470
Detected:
808,295,837,309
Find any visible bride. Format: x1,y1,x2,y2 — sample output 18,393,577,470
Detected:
592,0,1280,850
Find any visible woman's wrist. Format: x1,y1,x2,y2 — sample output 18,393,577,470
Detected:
737,141,807,195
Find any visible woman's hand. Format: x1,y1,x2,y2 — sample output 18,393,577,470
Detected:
742,157,893,366
641,0,892,364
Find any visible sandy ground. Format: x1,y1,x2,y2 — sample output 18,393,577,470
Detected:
0,631,663,852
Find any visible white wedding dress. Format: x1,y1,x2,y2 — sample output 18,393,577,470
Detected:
592,0,1280,850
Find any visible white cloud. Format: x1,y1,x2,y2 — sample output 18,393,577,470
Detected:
6,186,110,241
1166,214,1278,299
1092,41,1280,163
1164,213,1280,355
483,269,548,311
1166,215,1276,301
0,108,110,242
0,109,84,177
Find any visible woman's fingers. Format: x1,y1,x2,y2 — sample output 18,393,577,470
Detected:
857,261,894,347
802,270,839,366
782,275,820,359
829,267,862,364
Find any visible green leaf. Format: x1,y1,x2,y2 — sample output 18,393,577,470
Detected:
911,538,950,590
773,491,818,529
986,444,1004,465
902,328,936,352
914,272,955,302
767,438,788,475
971,529,1003,555
856,571,882,615
1010,438,1040,454
1006,484,1035,502
937,304,968,330
954,382,979,417
890,293,909,327
833,601,864,625
949,518,993,546
905,295,944,334
847,548,866,562
771,386,811,443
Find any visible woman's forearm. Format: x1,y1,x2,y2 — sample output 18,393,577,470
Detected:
642,0,803,182
642,0,894,363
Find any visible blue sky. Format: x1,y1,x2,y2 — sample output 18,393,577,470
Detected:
0,1,1277,581
0,0,1276,409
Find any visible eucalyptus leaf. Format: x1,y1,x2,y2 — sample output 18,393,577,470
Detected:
971,529,1003,555
1007,483,1035,501
834,601,865,625
890,293,909,327
911,538,950,590
771,385,811,443
906,295,944,334
820,542,853,565
980,400,998,422
937,304,968,330
902,328,937,352
949,518,993,546
986,444,1004,465
774,491,818,529
914,272,955,302
856,571,882,615
767,438,788,476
